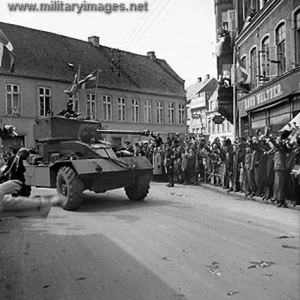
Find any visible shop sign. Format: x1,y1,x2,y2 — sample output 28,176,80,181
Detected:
245,84,283,111
241,69,300,112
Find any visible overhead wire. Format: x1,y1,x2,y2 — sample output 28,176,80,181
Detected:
129,0,175,49
124,0,162,49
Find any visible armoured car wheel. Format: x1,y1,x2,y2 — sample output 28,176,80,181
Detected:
125,174,150,201
56,166,84,211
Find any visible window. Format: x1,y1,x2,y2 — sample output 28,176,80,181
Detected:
68,94,79,113
207,119,211,134
227,120,231,132
168,102,175,124
178,103,185,125
250,47,257,89
221,121,225,132
157,101,163,124
6,84,20,115
206,91,212,100
222,63,232,79
221,11,228,30
39,87,51,116
260,36,270,81
87,93,96,119
276,23,286,75
103,95,111,121
144,100,152,123
118,97,125,122
131,99,139,123
295,10,300,65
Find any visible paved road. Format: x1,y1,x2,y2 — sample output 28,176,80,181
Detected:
0,183,299,300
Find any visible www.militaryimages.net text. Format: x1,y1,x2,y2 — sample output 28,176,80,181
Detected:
7,1,149,14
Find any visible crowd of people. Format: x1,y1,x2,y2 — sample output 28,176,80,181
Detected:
120,129,300,208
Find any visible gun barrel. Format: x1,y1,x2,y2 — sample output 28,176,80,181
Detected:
97,129,151,136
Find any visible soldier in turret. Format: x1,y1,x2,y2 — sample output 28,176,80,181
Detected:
58,100,80,118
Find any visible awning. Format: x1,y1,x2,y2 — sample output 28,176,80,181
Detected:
279,112,300,132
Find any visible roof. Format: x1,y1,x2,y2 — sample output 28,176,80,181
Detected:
0,22,185,98
186,78,218,100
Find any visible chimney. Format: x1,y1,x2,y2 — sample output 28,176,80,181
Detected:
205,74,210,81
197,77,202,82
147,51,156,60
88,36,100,47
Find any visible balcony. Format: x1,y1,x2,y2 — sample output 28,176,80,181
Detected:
216,86,233,123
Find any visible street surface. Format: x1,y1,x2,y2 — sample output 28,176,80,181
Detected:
0,183,299,300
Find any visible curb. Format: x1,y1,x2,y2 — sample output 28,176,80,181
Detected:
198,182,300,211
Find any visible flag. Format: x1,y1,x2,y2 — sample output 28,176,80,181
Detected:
235,49,250,93
215,37,225,57
0,29,15,72
64,73,79,96
79,69,100,89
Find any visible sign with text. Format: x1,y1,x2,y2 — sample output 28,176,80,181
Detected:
242,69,300,112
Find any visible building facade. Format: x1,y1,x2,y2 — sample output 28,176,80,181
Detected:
186,75,218,138
213,0,235,138
0,22,186,150
206,89,234,142
235,0,300,136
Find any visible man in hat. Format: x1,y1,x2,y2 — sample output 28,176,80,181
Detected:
58,100,79,118
117,141,134,157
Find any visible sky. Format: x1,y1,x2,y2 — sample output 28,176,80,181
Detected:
0,0,217,88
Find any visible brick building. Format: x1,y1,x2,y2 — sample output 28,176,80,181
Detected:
0,22,186,150
235,0,300,135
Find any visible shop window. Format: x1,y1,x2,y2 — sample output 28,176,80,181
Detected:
250,47,258,89
251,110,266,132
295,10,300,65
276,23,286,75
269,102,290,131
260,36,270,82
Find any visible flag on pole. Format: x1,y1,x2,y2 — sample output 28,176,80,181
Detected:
64,73,79,96
0,29,15,72
235,49,250,93
80,69,100,89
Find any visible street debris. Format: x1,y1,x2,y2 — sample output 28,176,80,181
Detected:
275,235,295,239
162,256,171,261
227,291,240,296
262,274,273,278
182,249,187,253
206,261,222,276
248,261,275,269
173,293,186,298
42,285,50,289
282,245,298,250
76,277,86,281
